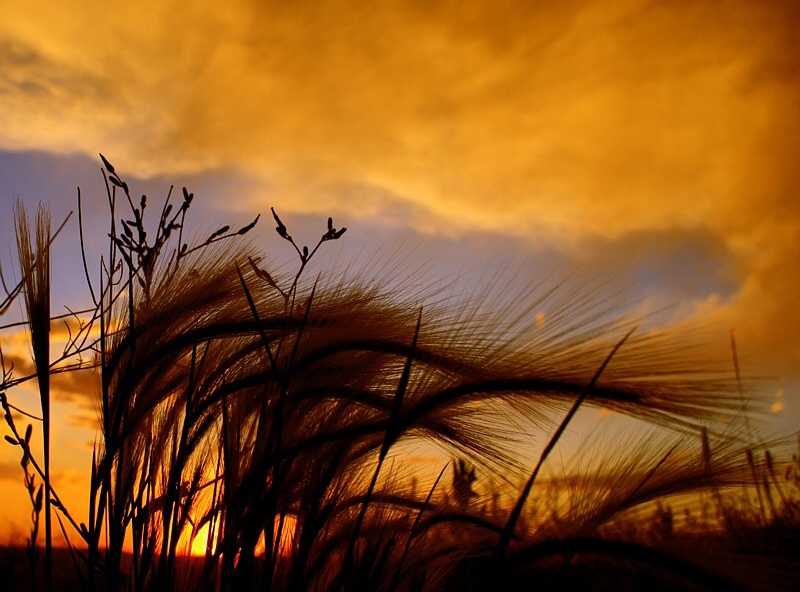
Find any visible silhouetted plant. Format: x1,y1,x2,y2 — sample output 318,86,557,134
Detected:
2,400,42,590
451,459,478,510
1,156,799,592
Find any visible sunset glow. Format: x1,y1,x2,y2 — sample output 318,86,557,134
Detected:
0,2,798,590
184,515,297,558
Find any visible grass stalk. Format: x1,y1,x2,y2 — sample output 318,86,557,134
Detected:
15,202,54,592
494,327,636,561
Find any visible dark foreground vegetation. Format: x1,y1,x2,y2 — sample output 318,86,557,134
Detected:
1,157,798,591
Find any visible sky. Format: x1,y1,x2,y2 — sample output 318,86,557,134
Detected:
0,0,798,541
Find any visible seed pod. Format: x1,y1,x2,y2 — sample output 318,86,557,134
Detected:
99,153,115,174
238,214,260,235
271,207,289,239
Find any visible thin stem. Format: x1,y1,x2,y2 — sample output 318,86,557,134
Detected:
495,327,636,561
78,188,98,306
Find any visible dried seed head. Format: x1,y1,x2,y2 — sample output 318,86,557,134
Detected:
99,153,115,174
238,214,260,235
271,207,290,240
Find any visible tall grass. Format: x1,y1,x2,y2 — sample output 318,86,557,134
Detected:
0,157,798,591
14,202,53,591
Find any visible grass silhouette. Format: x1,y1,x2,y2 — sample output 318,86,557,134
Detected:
0,156,798,591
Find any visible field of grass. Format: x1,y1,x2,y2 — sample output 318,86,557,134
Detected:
1,157,798,591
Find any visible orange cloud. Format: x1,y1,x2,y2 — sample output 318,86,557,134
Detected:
0,0,798,378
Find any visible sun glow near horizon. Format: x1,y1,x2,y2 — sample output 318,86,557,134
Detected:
183,514,297,559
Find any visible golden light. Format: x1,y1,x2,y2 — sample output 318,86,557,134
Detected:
187,522,217,558
184,514,297,558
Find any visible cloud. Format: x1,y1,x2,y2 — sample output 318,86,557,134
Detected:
1,325,98,406
0,0,799,376
1,1,796,229
0,461,21,482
